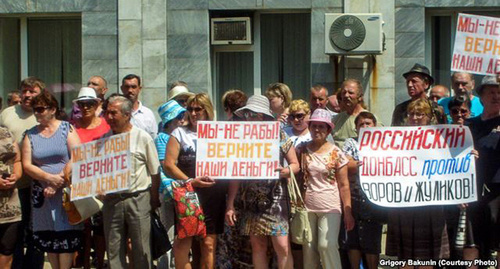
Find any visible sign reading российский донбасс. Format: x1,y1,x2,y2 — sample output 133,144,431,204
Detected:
359,125,476,208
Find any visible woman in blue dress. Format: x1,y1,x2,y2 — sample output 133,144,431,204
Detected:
22,91,82,269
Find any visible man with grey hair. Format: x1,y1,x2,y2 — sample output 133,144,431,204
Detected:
438,72,483,122
103,95,161,269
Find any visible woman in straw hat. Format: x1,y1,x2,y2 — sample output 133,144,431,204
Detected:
225,95,300,269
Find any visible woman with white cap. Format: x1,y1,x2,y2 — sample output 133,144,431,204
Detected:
225,95,300,269
72,87,110,268
296,108,354,269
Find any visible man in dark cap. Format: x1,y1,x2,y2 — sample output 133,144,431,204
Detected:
391,63,447,126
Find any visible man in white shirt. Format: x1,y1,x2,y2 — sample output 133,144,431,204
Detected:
120,74,158,138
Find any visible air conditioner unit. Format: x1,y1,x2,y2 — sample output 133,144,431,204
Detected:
211,17,252,45
325,13,384,55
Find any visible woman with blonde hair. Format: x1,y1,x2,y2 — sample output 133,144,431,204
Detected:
265,83,293,126
386,98,449,268
285,99,312,148
164,93,226,269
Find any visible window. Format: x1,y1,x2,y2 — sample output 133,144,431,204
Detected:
0,16,81,110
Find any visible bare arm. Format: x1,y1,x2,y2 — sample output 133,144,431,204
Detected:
281,145,300,177
164,137,187,180
65,124,81,184
21,134,64,188
163,136,214,188
337,165,354,231
0,143,22,190
225,180,240,226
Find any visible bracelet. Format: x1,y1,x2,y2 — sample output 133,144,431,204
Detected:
186,178,194,183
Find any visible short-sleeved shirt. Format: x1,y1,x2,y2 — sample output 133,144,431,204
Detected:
131,101,158,139
155,132,173,193
75,117,110,143
438,96,484,123
332,111,365,149
300,144,348,213
105,126,160,193
284,126,311,148
0,127,22,224
0,105,38,189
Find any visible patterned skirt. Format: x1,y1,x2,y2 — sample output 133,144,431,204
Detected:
237,179,290,236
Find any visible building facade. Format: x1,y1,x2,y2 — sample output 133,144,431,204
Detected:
0,0,498,123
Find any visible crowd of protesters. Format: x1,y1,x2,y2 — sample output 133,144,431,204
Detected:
0,65,498,269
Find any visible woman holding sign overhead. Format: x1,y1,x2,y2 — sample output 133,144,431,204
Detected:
21,91,82,269
386,98,450,265
225,95,300,269
164,93,226,269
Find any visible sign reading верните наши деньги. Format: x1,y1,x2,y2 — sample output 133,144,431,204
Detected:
196,121,280,180
359,125,476,207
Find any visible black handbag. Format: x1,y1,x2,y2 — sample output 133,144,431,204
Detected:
151,211,172,260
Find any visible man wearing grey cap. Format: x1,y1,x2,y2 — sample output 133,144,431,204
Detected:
465,75,500,264
391,63,447,126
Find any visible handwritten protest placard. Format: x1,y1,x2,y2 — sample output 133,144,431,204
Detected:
71,133,131,201
358,125,476,207
451,13,500,75
196,121,280,179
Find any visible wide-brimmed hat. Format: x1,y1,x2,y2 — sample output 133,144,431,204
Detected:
476,75,499,95
234,95,274,119
158,100,186,128
306,108,334,130
73,87,100,103
167,85,195,101
403,63,434,85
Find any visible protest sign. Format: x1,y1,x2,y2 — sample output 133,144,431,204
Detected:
358,125,476,207
451,13,500,75
196,121,280,179
71,133,131,201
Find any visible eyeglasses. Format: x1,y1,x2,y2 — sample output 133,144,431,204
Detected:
244,111,261,119
33,106,50,114
187,106,204,113
450,108,470,115
407,112,427,119
289,113,306,121
77,100,98,108
176,99,188,106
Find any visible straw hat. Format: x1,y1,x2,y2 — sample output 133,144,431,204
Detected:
167,85,194,101
234,95,274,119
73,87,100,103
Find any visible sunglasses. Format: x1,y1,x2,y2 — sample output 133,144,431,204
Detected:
33,106,50,113
450,108,470,115
77,100,98,108
289,113,306,120
187,106,204,113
